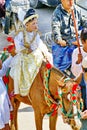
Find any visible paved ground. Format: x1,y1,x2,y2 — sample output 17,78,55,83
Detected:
18,103,72,130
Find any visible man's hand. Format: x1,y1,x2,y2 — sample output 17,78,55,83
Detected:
56,40,67,46
72,41,79,46
76,53,83,64
81,110,87,119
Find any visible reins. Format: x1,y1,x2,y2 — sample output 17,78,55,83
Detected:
39,61,82,119
40,62,59,116
59,80,83,120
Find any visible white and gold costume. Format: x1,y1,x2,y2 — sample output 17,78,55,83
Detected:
10,31,53,96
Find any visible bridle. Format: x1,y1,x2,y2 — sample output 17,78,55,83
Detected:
40,62,83,119
59,80,83,122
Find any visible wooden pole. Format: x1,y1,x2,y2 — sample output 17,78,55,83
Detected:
70,1,82,64
71,8,81,54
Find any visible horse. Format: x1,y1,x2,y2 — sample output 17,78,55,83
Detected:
8,61,82,130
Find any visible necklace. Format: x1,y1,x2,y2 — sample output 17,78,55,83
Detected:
23,30,37,49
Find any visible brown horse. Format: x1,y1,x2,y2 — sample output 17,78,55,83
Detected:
8,61,82,130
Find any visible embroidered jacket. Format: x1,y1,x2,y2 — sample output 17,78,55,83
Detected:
51,4,87,45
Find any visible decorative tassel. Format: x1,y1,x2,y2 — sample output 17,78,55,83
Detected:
46,62,52,69
7,36,14,43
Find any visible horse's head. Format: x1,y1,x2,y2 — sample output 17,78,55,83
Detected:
59,79,83,130
48,67,83,130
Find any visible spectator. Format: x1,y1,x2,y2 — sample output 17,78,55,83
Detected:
0,0,5,30
0,76,12,130
0,0,5,18
75,56,87,130
0,45,13,130
51,0,87,73
71,28,87,78
0,37,17,130
0,0,11,34
4,0,11,34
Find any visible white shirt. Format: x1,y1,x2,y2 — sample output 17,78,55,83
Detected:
71,47,87,78
0,56,13,77
14,31,53,64
14,31,44,52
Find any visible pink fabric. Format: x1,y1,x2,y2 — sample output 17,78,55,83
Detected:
0,0,5,6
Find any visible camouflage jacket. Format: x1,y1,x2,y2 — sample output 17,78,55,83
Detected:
51,4,87,45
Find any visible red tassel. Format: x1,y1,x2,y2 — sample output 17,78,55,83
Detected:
7,44,15,53
51,104,57,109
3,47,7,51
7,37,14,43
55,91,58,96
72,96,77,100
3,76,9,85
72,84,78,92
51,110,57,116
10,113,13,120
46,63,52,69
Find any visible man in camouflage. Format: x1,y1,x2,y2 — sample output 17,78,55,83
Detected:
51,0,87,73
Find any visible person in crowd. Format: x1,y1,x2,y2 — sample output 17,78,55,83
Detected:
4,0,12,34
71,28,87,78
51,0,87,73
0,0,12,34
0,75,12,130
0,38,14,130
75,56,87,130
8,8,53,97
0,0,5,30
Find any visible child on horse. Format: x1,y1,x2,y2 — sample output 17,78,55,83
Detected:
8,8,52,97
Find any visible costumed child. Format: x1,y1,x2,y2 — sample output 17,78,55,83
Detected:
75,56,87,130
8,8,53,98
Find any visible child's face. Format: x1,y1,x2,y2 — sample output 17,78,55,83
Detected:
25,18,38,32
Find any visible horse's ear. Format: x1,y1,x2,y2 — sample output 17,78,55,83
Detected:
58,80,65,88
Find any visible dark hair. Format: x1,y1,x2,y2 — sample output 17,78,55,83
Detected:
81,28,87,41
83,67,87,72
